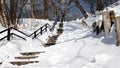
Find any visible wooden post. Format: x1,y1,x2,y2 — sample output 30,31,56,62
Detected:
7,27,11,41
103,11,111,37
33,31,37,38
45,24,47,32
40,28,42,35
115,16,120,46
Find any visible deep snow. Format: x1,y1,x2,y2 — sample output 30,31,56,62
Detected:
0,18,119,68
0,1,120,68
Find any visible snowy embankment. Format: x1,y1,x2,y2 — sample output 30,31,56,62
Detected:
0,17,120,68
23,19,120,68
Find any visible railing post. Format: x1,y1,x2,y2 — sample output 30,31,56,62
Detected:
7,27,11,41
45,24,47,32
40,28,42,35
33,31,37,38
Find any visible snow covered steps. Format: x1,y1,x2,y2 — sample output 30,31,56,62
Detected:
20,51,45,56
15,56,39,60
10,51,45,66
10,61,39,66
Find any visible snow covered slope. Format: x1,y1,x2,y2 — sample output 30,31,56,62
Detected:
0,17,119,68
0,1,120,68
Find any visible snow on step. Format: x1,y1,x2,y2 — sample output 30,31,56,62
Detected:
15,56,39,60
20,51,45,56
10,61,39,66
9,51,45,66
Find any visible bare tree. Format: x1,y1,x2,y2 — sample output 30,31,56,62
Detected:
0,0,28,28
44,0,49,19
73,0,88,18
49,0,55,19
30,0,35,18
10,0,18,28
96,0,104,11
85,0,95,14
51,0,62,30
0,0,8,27
61,0,73,22
16,0,28,24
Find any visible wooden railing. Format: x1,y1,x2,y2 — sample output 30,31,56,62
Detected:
29,23,51,38
0,27,12,41
0,23,52,41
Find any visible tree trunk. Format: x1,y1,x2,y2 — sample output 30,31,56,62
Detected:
50,0,55,19
44,0,49,19
0,0,8,27
51,0,62,31
30,0,35,18
115,16,120,46
96,0,104,11
61,0,73,22
10,0,18,29
102,11,111,37
89,0,95,14
73,0,88,18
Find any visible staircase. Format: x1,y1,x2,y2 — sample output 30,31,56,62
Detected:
10,51,45,66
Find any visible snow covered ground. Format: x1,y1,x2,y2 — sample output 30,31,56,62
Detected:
0,17,119,68
0,1,120,68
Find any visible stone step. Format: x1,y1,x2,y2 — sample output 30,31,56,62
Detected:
15,56,39,60
10,61,39,66
20,51,45,56
44,43,55,47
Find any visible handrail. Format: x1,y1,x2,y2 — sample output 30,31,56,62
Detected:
0,33,12,41
0,35,8,41
46,23,52,31
12,27,30,37
29,23,52,38
0,27,12,34
28,27,42,37
0,23,52,41
11,33,26,41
